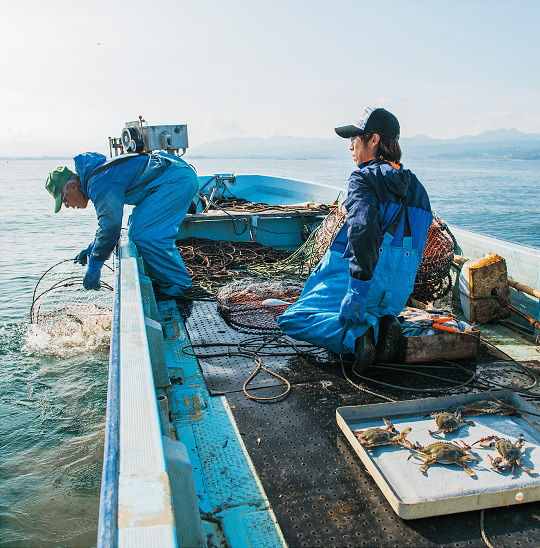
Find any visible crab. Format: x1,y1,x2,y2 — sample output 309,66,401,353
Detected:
451,398,516,417
353,418,412,449
472,434,534,477
425,409,475,437
404,439,479,477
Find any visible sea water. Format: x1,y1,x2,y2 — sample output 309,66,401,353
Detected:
0,156,538,547
0,159,110,548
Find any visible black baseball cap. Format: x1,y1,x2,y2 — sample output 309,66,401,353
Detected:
335,107,400,140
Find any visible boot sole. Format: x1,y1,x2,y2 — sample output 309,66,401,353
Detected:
376,320,402,363
353,331,376,375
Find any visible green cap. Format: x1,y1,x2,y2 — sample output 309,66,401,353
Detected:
45,166,74,213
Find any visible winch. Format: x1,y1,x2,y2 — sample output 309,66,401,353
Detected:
109,115,189,156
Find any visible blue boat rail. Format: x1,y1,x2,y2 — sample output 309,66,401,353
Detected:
97,243,121,548
96,235,179,547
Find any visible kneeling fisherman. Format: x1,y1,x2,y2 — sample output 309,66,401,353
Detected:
45,151,199,297
278,108,432,372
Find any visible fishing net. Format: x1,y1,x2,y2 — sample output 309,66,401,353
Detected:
177,204,343,299
176,238,292,297
29,260,114,352
178,206,455,303
217,279,304,333
313,204,347,261
411,214,457,303
246,205,344,281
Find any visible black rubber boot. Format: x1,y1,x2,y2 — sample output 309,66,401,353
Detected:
353,328,376,375
375,315,402,363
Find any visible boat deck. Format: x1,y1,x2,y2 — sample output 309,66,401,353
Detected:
159,295,540,548
100,173,540,547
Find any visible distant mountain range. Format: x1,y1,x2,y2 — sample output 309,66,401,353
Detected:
1,129,539,160
188,129,540,161
0,140,76,159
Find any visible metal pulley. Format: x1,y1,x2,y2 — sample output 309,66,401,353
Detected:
121,127,144,153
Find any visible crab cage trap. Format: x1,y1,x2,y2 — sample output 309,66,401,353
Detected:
411,214,457,303
217,278,304,334
30,259,115,340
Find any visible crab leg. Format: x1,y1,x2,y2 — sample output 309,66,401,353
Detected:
419,457,436,474
459,463,477,478
516,459,533,476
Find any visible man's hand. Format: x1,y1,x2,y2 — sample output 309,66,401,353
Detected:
339,278,370,327
74,242,94,266
83,257,105,291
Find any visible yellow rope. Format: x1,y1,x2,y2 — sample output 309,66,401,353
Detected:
243,354,291,403
480,509,495,548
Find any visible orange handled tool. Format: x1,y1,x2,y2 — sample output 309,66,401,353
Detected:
431,319,458,333
415,317,459,333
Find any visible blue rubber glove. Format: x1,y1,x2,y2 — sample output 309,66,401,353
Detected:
74,242,95,266
339,277,370,327
83,257,105,290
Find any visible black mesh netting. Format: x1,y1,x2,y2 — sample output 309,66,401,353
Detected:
216,279,304,333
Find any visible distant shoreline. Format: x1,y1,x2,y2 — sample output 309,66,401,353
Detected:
2,129,540,161
2,153,539,161
0,156,73,161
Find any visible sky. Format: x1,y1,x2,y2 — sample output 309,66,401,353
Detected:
1,0,539,153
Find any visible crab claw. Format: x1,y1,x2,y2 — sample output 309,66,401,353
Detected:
472,435,499,447
516,433,526,449
488,454,505,473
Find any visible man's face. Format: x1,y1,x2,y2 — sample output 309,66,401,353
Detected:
61,177,89,210
350,134,379,166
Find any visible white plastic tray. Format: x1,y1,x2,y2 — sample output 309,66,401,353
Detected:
337,391,540,519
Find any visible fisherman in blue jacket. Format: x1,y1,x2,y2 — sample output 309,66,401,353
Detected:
45,151,199,297
278,108,432,373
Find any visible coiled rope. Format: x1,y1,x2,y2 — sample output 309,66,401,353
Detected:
182,336,327,403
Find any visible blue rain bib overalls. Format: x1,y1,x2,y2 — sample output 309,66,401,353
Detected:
76,151,199,297
277,198,419,355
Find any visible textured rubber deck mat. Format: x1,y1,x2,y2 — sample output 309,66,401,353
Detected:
183,300,338,395
226,380,540,548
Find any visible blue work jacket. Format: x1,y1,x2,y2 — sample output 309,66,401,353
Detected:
343,159,432,286
74,152,177,262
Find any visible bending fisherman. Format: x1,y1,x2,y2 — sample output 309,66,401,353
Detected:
278,108,432,372
45,151,199,297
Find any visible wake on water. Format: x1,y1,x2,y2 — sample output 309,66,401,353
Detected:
23,309,112,358
0,263,113,547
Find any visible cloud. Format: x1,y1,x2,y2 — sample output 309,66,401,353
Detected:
522,114,540,133
472,109,512,133
374,97,393,106
207,114,247,136
439,98,456,107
